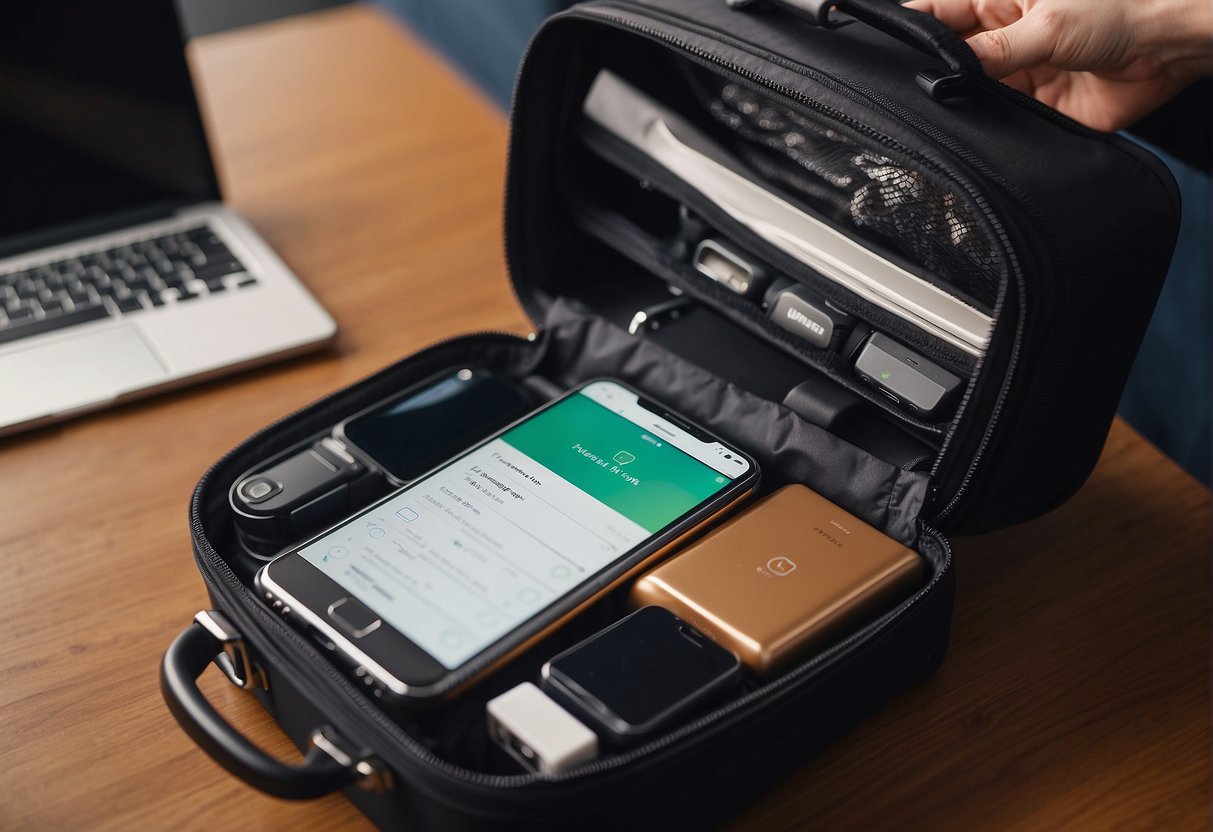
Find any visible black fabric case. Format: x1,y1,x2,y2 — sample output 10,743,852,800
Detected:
161,1,1180,828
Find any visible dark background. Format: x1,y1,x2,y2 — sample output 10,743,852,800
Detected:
178,0,349,37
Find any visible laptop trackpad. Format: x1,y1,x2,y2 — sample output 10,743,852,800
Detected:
0,325,168,425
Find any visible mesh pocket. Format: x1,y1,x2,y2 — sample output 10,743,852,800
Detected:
702,81,1002,311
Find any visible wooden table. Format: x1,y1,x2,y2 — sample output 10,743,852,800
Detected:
1,7,1208,830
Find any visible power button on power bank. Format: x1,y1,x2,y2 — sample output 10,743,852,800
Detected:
328,597,382,638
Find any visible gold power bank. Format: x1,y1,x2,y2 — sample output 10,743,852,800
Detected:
631,484,923,677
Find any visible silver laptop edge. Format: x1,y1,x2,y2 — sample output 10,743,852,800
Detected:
583,70,991,358
0,202,336,435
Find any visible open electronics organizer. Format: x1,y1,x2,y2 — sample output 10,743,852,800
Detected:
161,0,1179,828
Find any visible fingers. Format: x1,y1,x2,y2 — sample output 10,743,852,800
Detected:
995,67,1036,96
902,0,981,35
906,0,1061,80
965,12,1058,79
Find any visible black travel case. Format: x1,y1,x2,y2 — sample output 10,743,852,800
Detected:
161,1,1180,828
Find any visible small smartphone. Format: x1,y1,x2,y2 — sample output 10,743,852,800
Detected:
542,606,741,745
335,368,535,484
255,379,758,704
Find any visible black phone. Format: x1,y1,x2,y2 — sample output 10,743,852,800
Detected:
336,367,536,484
255,380,758,705
541,606,741,745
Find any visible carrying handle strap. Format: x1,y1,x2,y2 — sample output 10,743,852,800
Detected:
161,612,389,799
728,0,982,98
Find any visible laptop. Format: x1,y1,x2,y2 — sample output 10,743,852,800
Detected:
0,0,337,436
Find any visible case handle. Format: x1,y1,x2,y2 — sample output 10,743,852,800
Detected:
727,0,981,99
161,611,390,799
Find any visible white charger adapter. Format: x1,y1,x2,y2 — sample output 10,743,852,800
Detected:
486,682,598,776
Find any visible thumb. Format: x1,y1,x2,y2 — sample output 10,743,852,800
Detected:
966,11,1057,79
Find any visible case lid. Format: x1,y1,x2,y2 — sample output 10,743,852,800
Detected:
503,1,1179,535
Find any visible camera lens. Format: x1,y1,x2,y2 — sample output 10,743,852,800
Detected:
239,476,282,505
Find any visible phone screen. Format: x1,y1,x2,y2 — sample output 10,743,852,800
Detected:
340,369,533,482
295,381,752,670
545,607,740,735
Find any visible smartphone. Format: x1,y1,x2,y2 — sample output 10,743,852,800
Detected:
541,606,741,745
255,379,758,703
335,368,535,484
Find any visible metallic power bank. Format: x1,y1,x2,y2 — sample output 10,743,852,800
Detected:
630,484,923,676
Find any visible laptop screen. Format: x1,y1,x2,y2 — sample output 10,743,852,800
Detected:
0,0,220,256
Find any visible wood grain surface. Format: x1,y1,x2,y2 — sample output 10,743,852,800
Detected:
0,7,1207,830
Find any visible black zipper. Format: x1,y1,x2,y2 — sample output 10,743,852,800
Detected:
502,18,552,327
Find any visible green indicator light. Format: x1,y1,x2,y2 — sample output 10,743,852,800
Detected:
880,370,892,380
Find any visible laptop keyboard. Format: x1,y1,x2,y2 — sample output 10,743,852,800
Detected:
0,224,257,346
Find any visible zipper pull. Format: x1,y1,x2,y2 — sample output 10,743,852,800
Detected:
726,0,847,28
916,68,972,103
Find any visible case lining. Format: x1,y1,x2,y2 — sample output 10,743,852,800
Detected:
537,297,929,543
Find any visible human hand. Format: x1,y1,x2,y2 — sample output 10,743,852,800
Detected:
904,0,1213,131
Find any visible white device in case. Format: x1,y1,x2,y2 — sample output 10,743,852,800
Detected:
486,682,599,775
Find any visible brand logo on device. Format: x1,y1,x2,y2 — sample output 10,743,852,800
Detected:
766,556,797,576
785,306,826,337
812,526,844,548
